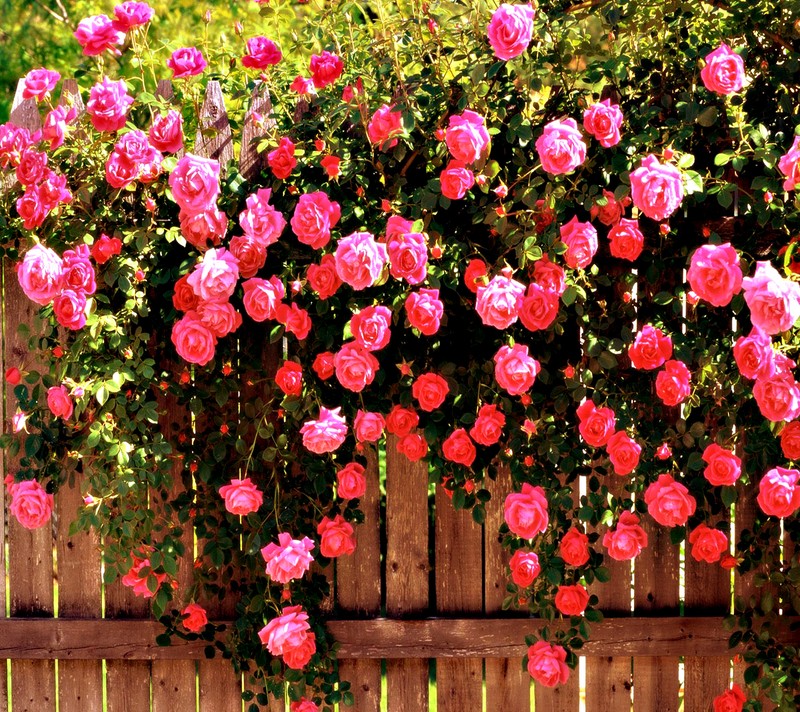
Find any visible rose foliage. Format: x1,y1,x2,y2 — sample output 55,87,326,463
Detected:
2,0,800,709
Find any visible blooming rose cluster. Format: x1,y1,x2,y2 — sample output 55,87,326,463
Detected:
259,605,316,669
121,552,169,598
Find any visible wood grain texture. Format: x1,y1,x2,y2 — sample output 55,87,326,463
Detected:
385,435,430,711
435,484,483,712
0,230,7,712
484,466,530,712
239,85,274,180
195,81,233,167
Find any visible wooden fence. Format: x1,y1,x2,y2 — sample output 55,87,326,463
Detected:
0,79,795,712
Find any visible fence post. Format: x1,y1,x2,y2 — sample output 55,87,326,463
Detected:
239,84,274,181
195,80,233,167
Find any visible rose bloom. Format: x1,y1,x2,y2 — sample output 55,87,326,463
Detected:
291,191,341,249
167,47,206,78
583,99,623,148
169,154,220,213
53,289,87,331
405,288,444,335
300,406,347,454
476,272,526,329
487,3,535,61
781,421,800,460
267,136,297,180
181,603,208,633
702,443,742,486
350,305,392,351
310,50,344,88
655,359,692,406
688,524,728,564
9,479,54,530
86,77,133,133
494,344,540,396
742,261,800,335
22,68,60,102
757,466,800,517
608,218,645,261
258,605,312,657
753,371,800,422
470,403,506,446
687,243,743,307
701,44,745,95
179,208,227,251
121,557,167,598
527,641,570,688
560,216,598,270
333,342,379,392
172,274,199,312
412,373,449,412
464,259,488,293
442,428,477,467
354,410,385,442
387,231,428,285
242,36,282,69
242,276,285,322
261,532,315,584
628,324,673,370
397,431,428,462
440,160,475,200
606,430,642,476
590,189,629,226
320,155,341,179
186,247,239,303
197,301,241,338
518,283,559,332
306,254,342,300
576,400,616,448
17,244,63,305
228,235,266,279
559,527,590,567
629,154,684,221
602,511,648,561
778,135,800,192
533,254,566,295
644,474,697,527
732,327,774,380
509,550,540,587
149,110,184,153
90,234,122,265
73,14,125,56
312,351,335,381
42,104,75,151
317,515,357,557
218,477,263,515
47,384,74,419
712,684,747,712
16,148,48,187
504,483,549,539
386,405,420,437
337,462,367,500
535,118,587,175
554,584,590,616
367,104,404,150
335,231,387,290
277,303,312,341
113,2,155,29
290,699,320,712
445,110,491,164
240,187,287,247
171,311,217,366
275,361,303,396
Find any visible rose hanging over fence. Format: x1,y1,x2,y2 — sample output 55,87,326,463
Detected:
1,0,800,709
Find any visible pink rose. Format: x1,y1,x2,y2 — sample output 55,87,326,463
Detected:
310,50,343,88
702,444,742,486
42,105,76,151
559,527,590,567
554,584,590,616
533,255,566,295
476,271,526,329
167,47,206,78
590,190,629,226
405,288,443,335
179,209,227,251
350,305,392,351
277,303,312,341
486,3,535,61
519,282,559,332
307,255,342,300
181,603,208,633
470,403,506,446
535,118,587,175
758,466,800,517
367,104,404,150
268,137,297,180
87,77,133,133
742,261,800,335
493,344,540,396
629,154,684,221
387,231,428,285
445,110,491,164
16,186,47,230
258,604,312,657
171,311,217,366
509,550,540,587
412,373,449,412
60,244,95,294
606,431,641,476
333,342,379,392
197,301,241,337
242,276,285,322
464,259,488,293
312,352,335,381
628,324,673,370
583,99,623,148
608,218,644,261
186,247,239,303
53,289,88,330
74,14,125,56
16,148,48,187
121,556,167,598
22,68,60,102
291,191,341,249
440,160,475,200
526,641,570,687
172,274,198,312
753,371,800,422
320,155,340,178
655,359,692,406
560,216,598,270
17,244,63,305
113,2,155,29
91,234,122,265
337,462,367,500
239,187,287,247
701,44,745,95
335,232,387,290
261,533,314,583
386,406,419,437
781,421,800,460
504,483,549,539
149,110,184,153
317,514,356,557
242,36,282,69
300,406,347,454
688,524,728,564
48,384,75,419
169,154,220,213
602,511,648,560
576,400,616,447
396,432,428,462
0,124,32,168
290,699,320,712
687,243,743,307
644,474,697,527
275,361,303,396
778,136,800,192
442,428,477,467
712,685,747,712
354,410,385,443
733,328,774,380
218,477,263,515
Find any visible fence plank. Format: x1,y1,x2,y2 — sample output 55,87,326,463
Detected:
0,231,8,712
385,435,429,710
239,85,273,181
195,81,234,167
484,466,530,712
435,481,483,711
336,445,381,712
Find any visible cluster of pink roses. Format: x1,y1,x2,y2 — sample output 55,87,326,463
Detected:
73,2,154,56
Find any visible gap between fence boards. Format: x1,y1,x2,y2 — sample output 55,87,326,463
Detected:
0,616,796,659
